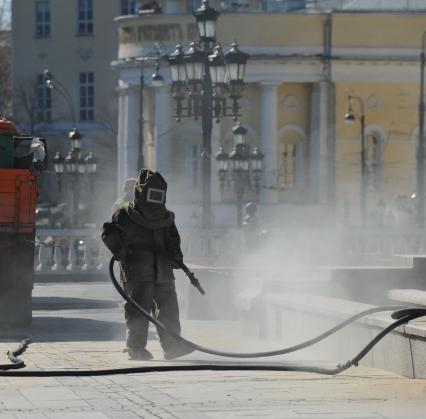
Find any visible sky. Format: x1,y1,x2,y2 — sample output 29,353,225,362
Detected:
1,0,10,30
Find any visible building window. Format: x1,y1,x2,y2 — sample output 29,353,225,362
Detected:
36,74,51,122
277,143,297,188
366,134,383,192
78,0,93,35
80,72,94,121
121,0,137,15
276,135,304,189
35,0,50,37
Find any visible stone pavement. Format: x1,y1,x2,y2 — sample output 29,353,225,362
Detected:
0,282,426,418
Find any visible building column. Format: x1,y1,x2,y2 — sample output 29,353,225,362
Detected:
117,86,126,196
260,82,279,204
154,86,172,176
117,83,140,191
309,81,330,204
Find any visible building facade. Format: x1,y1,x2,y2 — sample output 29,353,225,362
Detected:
115,1,426,227
11,0,143,219
13,1,426,228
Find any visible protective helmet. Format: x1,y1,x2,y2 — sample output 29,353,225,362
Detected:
133,169,168,221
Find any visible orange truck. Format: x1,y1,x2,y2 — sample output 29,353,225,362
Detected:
0,118,47,330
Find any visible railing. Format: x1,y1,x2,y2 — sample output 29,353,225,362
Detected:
34,226,426,276
310,0,426,11
218,0,426,13
34,227,245,275
339,228,426,262
35,229,106,275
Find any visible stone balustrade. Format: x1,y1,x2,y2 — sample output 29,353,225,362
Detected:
35,229,105,275
34,227,244,276
33,227,426,276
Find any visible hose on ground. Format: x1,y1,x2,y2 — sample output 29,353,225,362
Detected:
0,339,31,371
0,310,424,377
109,256,418,359
1,255,425,377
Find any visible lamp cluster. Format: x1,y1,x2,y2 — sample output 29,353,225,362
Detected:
215,123,264,192
167,0,249,122
52,129,98,191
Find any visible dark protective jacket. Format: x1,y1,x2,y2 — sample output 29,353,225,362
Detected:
101,170,183,283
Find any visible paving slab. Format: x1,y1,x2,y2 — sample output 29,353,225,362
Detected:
0,282,425,418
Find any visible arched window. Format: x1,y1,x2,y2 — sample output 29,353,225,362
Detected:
276,127,305,189
365,133,383,192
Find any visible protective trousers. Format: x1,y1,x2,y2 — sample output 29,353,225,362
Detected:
124,281,181,353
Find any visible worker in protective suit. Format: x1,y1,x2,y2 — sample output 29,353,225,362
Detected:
111,178,137,214
101,169,193,361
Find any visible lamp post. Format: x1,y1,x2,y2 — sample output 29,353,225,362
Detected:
417,31,426,227
344,94,367,224
215,122,264,225
45,70,98,227
167,0,249,229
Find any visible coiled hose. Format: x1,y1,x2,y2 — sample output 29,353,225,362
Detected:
1,255,425,377
108,256,426,363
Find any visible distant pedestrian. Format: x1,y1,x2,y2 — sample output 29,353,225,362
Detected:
242,202,265,254
111,178,137,214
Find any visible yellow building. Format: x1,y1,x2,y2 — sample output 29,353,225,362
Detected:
115,2,426,226
12,1,426,227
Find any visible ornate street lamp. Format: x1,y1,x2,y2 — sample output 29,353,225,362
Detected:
65,151,77,174
132,48,166,169
77,154,87,175
250,147,264,190
45,69,98,228
166,0,250,229
85,152,99,192
85,152,98,174
230,143,250,173
417,31,426,227
43,69,76,128
53,152,65,192
215,147,229,187
232,121,248,144
69,128,83,151
215,122,264,226
151,62,164,87
225,42,249,98
53,152,65,175
194,0,219,48
344,94,366,225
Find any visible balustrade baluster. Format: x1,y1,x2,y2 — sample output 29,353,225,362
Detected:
51,237,65,271
67,238,78,271
35,241,42,271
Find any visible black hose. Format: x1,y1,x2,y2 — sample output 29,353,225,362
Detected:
109,256,414,359
0,339,31,370
0,311,424,377
1,255,425,377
